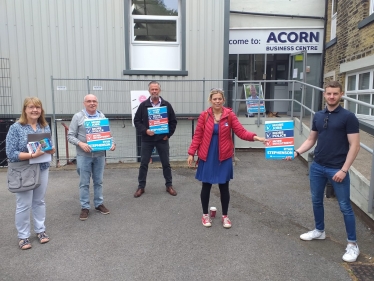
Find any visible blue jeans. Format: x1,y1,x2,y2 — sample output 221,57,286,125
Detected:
138,140,172,189
77,155,105,209
309,161,357,242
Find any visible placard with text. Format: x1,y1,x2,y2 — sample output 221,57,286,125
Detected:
265,120,294,159
148,106,169,134
84,118,113,151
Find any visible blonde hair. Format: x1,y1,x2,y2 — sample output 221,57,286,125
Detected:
208,88,225,103
18,97,48,127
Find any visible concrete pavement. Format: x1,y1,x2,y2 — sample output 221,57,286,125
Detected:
1,150,374,281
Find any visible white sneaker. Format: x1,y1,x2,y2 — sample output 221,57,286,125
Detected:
202,214,212,227
342,244,360,262
300,229,326,241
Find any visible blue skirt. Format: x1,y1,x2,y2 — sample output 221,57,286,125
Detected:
195,124,233,184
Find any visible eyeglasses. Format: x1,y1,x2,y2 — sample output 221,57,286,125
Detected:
323,116,329,129
27,106,41,110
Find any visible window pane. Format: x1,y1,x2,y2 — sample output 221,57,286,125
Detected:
132,0,178,16
134,20,176,41
347,75,356,91
347,95,357,113
332,0,338,14
228,54,237,80
359,72,370,90
358,95,370,114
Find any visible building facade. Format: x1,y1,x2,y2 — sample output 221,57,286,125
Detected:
324,0,374,116
230,0,326,115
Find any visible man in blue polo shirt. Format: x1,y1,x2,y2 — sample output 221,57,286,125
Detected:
286,81,360,262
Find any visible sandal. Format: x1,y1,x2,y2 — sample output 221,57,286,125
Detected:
19,238,32,250
37,232,50,244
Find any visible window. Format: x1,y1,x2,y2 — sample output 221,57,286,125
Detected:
345,70,374,115
371,0,374,15
124,0,187,75
330,0,338,40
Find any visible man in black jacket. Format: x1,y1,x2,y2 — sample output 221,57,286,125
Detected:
133,81,178,198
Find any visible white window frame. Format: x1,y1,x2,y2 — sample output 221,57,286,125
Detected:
345,69,374,116
371,0,374,15
128,0,182,71
330,0,337,40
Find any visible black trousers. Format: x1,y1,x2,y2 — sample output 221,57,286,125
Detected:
138,140,172,189
201,182,230,216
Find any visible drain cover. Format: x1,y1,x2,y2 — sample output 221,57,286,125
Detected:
349,264,374,281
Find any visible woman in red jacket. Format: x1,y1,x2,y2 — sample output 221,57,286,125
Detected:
187,88,265,228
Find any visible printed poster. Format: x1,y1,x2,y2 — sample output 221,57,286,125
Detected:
244,84,265,114
131,91,150,127
265,120,294,159
148,106,169,134
84,118,113,151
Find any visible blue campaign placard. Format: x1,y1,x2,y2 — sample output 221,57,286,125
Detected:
265,146,294,159
265,120,294,160
265,129,294,139
85,125,111,134
148,106,169,134
265,120,294,131
87,138,113,152
84,118,110,128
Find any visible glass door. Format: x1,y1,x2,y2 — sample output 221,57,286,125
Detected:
288,50,307,115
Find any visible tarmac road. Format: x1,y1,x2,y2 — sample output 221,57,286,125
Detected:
1,150,374,281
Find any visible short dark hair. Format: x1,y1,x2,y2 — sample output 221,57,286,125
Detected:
324,80,342,92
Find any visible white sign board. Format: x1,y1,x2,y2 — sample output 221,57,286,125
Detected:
130,91,150,127
229,28,324,54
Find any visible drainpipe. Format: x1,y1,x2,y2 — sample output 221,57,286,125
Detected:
319,0,329,111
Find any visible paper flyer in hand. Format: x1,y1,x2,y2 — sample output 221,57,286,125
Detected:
84,118,113,151
148,106,169,134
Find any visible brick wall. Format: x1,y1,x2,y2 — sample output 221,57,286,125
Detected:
324,0,374,87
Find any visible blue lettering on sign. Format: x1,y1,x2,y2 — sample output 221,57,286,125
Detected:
267,32,320,44
229,39,249,45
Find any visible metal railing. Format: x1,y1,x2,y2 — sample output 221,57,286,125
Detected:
48,77,374,214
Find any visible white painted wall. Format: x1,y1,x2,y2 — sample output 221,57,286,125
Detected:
230,0,325,28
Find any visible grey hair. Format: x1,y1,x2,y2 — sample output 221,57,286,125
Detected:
148,81,161,89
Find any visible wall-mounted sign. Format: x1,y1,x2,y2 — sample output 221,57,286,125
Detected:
93,86,102,90
229,28,324,54
56,86,67,90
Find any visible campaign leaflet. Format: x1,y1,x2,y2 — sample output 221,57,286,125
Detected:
148,106,169,134
84,118,112,151
265,120,294,159
28,138,53,152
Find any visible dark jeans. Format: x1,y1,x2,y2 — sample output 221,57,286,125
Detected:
138,140,172,189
